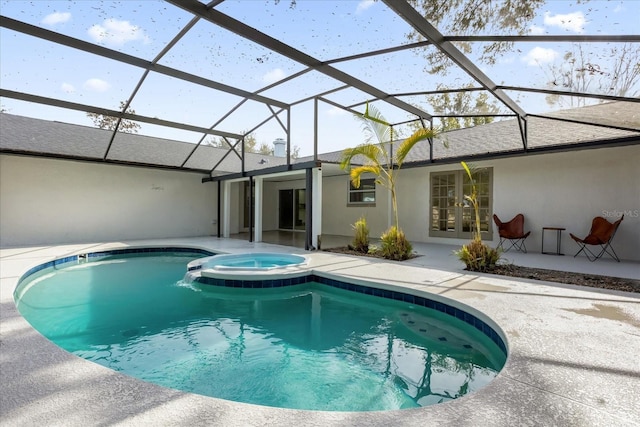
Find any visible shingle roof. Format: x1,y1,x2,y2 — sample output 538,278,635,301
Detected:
0,113,286,174
2,102,638,174
307,101,640,166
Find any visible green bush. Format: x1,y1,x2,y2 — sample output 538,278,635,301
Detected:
456,239,500,272
350,216,369,253
380,226,413,260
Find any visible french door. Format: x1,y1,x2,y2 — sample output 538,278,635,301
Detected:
279,189,306,231
430,169,492,239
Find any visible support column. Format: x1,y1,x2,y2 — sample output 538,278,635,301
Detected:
222,180,231,238
312,167,323,250
305,169,313,251
248,177,254,242
254,176,263,243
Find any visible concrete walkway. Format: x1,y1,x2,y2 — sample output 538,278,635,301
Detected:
1,237,639,426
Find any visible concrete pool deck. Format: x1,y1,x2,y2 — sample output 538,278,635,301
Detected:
1,237,639,426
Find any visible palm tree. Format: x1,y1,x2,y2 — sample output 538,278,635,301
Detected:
461,161,482,242
340,103,436,231
456,161,501,271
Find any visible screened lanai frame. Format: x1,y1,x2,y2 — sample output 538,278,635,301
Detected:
1,0,639,178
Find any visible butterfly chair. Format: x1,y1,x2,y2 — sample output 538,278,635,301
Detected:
493,213,531,253
570,215,624,262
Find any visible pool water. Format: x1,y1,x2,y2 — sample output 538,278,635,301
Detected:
199,252,306,270
15,252,506,412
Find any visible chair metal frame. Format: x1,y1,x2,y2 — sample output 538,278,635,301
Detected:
570,215,624,262
493,213,531,253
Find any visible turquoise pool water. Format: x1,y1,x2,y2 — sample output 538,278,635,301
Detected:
15,251,506,412
196,252,306,270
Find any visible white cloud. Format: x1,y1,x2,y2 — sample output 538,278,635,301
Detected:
87,19,150,46
528,25,545,35
521,47,559,66
262,68,286,84
61,83,75,93
356,0,375,14
83,78,110,92
41,12,71,26
543,11,586,33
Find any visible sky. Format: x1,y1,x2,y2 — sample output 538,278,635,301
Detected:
1,0,639,157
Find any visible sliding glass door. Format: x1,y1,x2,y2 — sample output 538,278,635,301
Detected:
279,189,306,231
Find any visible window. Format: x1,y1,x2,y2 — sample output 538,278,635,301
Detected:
348,178,376,205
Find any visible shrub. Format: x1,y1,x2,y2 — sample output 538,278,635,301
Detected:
380,226,413,260
350,216,369,253
456,239,500,272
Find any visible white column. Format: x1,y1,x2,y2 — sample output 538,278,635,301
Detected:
312,167,323,249
222,180,231,238
254,176,263,243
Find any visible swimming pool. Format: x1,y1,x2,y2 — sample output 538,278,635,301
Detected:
14,248,507,412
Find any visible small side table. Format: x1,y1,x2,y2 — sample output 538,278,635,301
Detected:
542,227,565,255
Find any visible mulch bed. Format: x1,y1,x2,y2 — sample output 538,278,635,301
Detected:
323,247,639,294
488,264,640,293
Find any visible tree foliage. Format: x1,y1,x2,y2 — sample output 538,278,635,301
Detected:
407,0,546,74
419,84,500,131
86,101,141,133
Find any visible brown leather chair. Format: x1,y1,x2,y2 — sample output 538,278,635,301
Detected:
493,213,531,253
570,215,624,262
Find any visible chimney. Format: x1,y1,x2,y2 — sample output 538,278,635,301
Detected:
273,138,286,157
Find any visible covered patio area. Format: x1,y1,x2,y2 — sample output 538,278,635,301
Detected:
231,230,639,281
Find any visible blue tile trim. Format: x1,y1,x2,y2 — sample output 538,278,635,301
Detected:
87,247,214,259
194,273,507,356
20,248,215,286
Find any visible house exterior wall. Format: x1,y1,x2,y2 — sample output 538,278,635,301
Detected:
0,155,217,247
321,174,390,237
324,145,640,261
488,145,638,261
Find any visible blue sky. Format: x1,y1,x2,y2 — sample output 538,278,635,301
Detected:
1,0,638,156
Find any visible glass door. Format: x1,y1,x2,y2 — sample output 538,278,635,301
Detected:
430,170,492,239
279,189,294,229
279,189,306,231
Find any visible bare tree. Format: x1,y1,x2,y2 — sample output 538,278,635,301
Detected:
86,101,141,133
544,43,640,108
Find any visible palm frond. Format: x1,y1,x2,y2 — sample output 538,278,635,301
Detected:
395,128,435,166
354,102,391,144
339,143,384,170
461,161,481,183
350,165,381,188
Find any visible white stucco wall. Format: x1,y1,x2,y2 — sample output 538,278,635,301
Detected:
0,155,218,247
400,145,640,261
321,174,389,237
488,145,639,261
324,145,640,261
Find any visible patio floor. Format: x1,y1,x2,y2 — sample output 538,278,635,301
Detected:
1,236,639,426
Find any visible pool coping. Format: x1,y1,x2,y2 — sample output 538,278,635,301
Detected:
2,237,639,426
